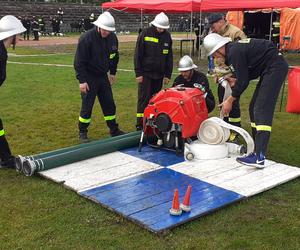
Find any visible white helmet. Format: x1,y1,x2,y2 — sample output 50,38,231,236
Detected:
178,55,197,71
93,12,115,32
203,33,230,56
0,15,26,41
151,12,170,29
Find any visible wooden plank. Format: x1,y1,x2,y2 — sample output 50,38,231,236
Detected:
40,152,147,181
211,163,300,196
121,145,184,167
64,160,161,192
149,191,243,232
130,188,242,232
115,184,231,216
91,173,212,210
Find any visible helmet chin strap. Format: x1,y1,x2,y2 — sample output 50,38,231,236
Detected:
12,35,16,50
185,69,194,81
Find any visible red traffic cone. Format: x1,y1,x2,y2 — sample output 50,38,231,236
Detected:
180,185,192,212
169,189,182,216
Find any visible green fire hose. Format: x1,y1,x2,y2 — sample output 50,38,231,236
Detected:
18,131,141,174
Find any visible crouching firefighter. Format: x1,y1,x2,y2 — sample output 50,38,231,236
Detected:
173,55,215,113
204,34,288,169
0,15,26,168
74,12,125,142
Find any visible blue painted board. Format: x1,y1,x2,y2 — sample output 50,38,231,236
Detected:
88,170,211,207
150,191,244,232
121,145,184,167
116,184,230,216
129,186,241,226
81,168,244,233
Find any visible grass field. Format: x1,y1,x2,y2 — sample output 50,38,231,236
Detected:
0,39,299,249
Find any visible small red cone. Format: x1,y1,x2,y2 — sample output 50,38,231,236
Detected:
180,185,192,212
169,189,182,216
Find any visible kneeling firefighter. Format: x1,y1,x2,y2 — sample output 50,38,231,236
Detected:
173,55,215,113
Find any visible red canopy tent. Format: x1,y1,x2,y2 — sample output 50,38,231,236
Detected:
102,0,300,53
102,0,201,13
102,0,300,13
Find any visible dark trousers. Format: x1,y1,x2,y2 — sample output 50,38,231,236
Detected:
78,74,118,133
0,118,12,162
249,55,288,156
218,85,241,127
33,30,39,41
23,30,30,40
136,76,163,127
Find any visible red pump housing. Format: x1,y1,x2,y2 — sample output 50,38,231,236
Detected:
144,87,208,138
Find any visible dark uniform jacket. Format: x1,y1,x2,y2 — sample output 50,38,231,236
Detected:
74,27,119,84
0,41,7,86
134,26,173,79
173,70,215,113
225,38,279,98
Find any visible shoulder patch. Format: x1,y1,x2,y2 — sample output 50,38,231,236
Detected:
229,64,235,73
238,38,251,43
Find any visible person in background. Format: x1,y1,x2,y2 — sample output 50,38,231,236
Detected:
31,16,39,41
173,55,215,113
134,12,173,130
38,16,46,36
22,16,31,41
208,13,246,141
57,7,64,23
74,12,125,142
0,15,26,169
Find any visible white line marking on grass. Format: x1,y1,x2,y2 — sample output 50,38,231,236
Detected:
8,61,181,75
8,61,134,72
8,53,72,57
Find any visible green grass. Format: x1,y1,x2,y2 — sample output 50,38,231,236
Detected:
0,44,299,249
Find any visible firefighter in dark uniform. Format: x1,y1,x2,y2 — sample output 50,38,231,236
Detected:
22,16,31,40
31,16,39,41
173,55,215,113
74,12,125,142
204,33,288,169
208,13,247,141
134,12,173,130
272,15,280,47
0,15,26,168
193,17,202,51
38,16,46,36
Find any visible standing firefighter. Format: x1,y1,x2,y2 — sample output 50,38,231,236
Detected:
204,33,288,169
134,12,173,130
0,15,26,168
208,13,247,141
74,12,125,142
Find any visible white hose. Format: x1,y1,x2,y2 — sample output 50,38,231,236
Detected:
198,117,254,155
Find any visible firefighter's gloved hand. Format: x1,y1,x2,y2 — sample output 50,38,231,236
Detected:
224,76,236,87
163,77,170,85
218,95,236,116
79,82,89,94
136,76,143,83
109,75,116,85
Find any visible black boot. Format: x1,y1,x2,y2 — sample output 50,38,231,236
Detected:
110,128,126,137
107,119,126,137
79,131,89,143
136,117,143,131
0,156,16,169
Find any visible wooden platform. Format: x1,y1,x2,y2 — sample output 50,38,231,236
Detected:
40,146,300,233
